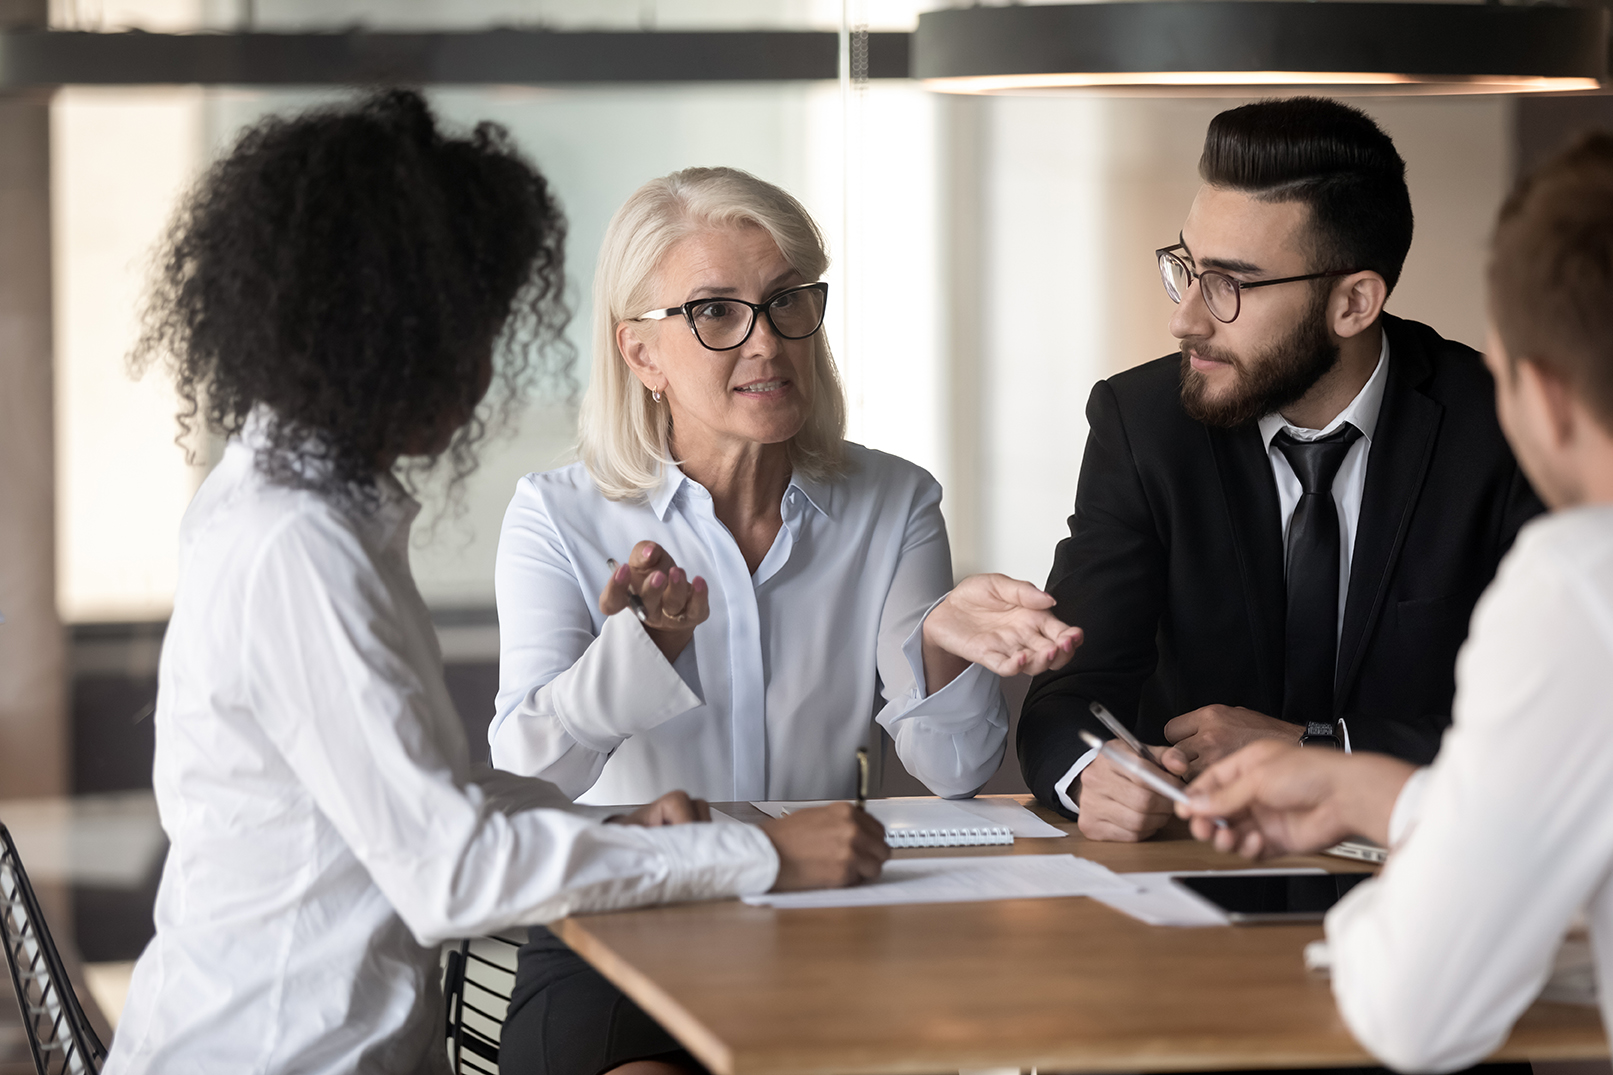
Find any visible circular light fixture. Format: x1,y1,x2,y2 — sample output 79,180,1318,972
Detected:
913,2,1606,95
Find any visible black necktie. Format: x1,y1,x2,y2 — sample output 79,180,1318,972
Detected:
1274,424,1362,724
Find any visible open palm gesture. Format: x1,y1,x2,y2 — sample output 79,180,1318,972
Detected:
922,573,1083,680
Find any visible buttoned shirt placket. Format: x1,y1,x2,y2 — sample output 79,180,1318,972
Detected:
674,480,790,801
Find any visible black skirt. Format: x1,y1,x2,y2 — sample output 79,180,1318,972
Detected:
497,926,708,1075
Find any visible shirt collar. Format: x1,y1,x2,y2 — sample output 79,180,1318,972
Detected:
648,465,689,521
646,461,836,523
1258,329,1391,450
238,404,421,552
786,468,834,521
368,474,421,554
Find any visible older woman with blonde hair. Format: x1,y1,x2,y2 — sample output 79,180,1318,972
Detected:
489,166,1080,1075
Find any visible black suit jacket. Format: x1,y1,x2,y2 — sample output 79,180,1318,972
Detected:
1017,315,1544,816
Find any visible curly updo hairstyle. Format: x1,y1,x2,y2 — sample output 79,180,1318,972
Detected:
135,89,570,503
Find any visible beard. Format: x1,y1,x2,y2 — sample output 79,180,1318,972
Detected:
1179,291,1340,429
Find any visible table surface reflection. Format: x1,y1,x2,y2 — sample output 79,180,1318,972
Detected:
554,797,1609,1075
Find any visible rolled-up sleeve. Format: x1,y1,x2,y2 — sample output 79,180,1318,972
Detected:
489,477,702,796
873,479,1008,798
243,510,775,947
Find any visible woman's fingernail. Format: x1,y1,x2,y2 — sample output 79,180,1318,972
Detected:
648,571,666,588
671,567,684,584
693,577,707,593
616,565,630,583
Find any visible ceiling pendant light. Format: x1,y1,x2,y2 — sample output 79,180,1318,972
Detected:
913,2,1606,95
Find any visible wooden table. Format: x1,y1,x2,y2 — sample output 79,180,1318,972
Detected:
554,797,1608,1075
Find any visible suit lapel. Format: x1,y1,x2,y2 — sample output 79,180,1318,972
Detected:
1335,318,1443,709
1207,423,1286,710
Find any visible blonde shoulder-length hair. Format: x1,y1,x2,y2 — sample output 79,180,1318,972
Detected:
577,166,848,502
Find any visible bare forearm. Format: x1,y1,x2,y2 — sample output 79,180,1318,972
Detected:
1333,753,1417,846
920,629,971,695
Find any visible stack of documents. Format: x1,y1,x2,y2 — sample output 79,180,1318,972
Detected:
743,853,1138,909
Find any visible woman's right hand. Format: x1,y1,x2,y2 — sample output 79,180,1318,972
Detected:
599,540,710,664
759,802,890,891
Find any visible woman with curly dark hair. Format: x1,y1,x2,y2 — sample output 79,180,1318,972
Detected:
104,90,885,1075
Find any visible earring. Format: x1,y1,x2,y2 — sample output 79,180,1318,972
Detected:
652,389,662,403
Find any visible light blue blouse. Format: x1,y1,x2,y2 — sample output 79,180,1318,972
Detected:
488,442,1008,805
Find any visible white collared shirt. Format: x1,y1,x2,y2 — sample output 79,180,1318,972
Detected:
1053,333,1390,813
1257,330,1391,639
1324,505,1613,1072
105,429,779,1075
488,443,1008,805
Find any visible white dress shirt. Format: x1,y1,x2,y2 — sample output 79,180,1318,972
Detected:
105,427,779,1075
1053,333,1391,813
1325,505,1613,1073
489,443,1007,805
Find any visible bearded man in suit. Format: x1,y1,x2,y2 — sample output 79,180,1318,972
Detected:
1018,97,1543,842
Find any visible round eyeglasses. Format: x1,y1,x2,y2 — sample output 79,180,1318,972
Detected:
633,282,829,351
1156,244,1361,324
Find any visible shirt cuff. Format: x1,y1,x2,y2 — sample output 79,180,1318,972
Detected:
549,611,704,753
648,818,781,901
1053,746,1100,815
895,595,999,723
1386,766,1432,848
900,595,949,703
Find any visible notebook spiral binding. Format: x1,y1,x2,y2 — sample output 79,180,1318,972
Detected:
885,825,1014,849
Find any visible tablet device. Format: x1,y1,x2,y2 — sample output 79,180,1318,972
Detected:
1174,872,1374,923
1323,839,1388,865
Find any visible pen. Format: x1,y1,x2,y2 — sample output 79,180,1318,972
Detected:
1079,729,1228,829
1090,700,1160,767
855,746,869,810
605,558,650,625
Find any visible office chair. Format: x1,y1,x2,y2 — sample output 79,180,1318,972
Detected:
0,822,107,1075
444,933,522,1075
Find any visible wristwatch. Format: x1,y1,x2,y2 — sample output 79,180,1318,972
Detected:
1299,721,1342,749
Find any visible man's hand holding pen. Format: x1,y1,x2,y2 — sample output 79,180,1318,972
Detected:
1175,740,1417,859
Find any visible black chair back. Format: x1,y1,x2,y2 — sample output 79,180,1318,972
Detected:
0,822,107,1075
444,933,521,1075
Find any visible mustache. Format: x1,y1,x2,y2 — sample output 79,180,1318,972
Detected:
1179,339,1244,370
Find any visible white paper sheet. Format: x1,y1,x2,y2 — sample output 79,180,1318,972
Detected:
748,795,1067,838
1092,867,1330,927
742,853,1137,909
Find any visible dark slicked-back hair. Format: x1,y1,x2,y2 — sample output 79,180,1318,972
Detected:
1489,132,1613,433
135,89,571,505
1200,97,1414,292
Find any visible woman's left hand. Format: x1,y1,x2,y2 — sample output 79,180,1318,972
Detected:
606,790,712,827
921,574,1083,688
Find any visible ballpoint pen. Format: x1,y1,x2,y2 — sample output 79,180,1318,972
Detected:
605,558,649,624
856,746,869,811
1090,700,1161,767
1079,729,1228,829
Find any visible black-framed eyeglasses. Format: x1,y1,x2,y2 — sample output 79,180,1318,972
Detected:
633,282,829,351
1156,244,1361,324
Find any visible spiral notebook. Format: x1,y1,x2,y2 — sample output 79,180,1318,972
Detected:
755,798,1016,848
